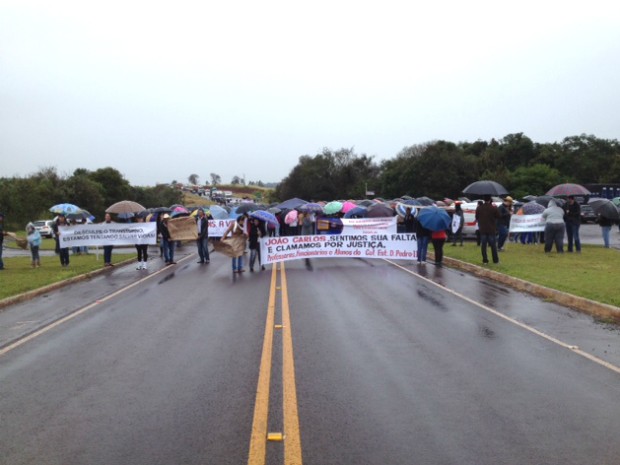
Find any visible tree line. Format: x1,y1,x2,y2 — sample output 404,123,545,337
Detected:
275,133,620,202
0,167,182,229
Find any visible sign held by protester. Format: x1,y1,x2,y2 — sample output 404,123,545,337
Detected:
58,223,157,247
259,217,417,264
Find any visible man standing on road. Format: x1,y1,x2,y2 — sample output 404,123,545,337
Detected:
196,208,210,264
563,195,581,253
475,195,501,264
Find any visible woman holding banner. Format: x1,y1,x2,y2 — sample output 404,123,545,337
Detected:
221,215,248,273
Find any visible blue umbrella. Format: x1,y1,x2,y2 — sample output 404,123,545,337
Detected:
209,205,229,219
417,206,451,231
343,206,368,218
250,209,279,226
298,202,324,213
49,203,81,215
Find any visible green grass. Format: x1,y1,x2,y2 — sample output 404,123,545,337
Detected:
0,252,133,301
444,242,620,308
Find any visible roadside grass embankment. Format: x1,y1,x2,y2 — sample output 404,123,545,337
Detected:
0,250,133,301
444,242,620,309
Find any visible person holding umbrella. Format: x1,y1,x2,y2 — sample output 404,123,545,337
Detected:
248,217,266,272
416,206,451,266
102,213,115,267
563,195,581,253
596,214,614,248
52,214,70,267
475,195,501,264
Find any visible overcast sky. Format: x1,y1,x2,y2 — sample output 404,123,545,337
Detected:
2,1,619,187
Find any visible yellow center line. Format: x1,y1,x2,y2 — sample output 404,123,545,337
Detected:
247,264,278,465
280,263,303,465
247,263,304,465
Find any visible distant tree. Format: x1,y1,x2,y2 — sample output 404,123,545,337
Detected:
87,167,132,208
188,174,200,185
210,173,221,185
65,172,105,219
231,176,242,185
276,148,378,201
507,164,563,198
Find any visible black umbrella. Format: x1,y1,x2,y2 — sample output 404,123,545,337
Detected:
366,203,395,218
588,198,620,221
462,180,509,196
275,197,308,210
235,203,260,214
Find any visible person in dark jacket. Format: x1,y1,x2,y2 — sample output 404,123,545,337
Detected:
563,195,581,253
196,208,210,264
597,214,614,248
497,196,513,251
248,217,266,271
415,214,431,264
403,207,415,233
160,214,176,265
475,195,501,264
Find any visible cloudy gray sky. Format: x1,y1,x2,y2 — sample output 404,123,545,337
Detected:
2,0,619,187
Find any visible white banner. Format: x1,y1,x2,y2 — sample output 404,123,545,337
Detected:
58,223,157,247
509,214,546,233
259,218,417,264
209,219,236,237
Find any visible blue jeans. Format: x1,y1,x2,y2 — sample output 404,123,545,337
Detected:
565,222,581,252
497,225,509,249
0,240,4,269
417,236,429,262
601,226,611,248
249,248,260,269
232,256,243,271
162,238,175,263
103,245,113,264
197,237,210,262
480,233,499,263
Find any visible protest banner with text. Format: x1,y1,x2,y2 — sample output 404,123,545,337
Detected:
259,217,417,264
58,223,157,247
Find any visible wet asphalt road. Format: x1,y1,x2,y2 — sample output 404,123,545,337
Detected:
1,245,620,464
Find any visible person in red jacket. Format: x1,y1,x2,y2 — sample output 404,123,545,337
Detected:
431,229,447,267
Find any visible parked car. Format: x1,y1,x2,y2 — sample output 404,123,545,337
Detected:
580,204,597,223
32,220,55,238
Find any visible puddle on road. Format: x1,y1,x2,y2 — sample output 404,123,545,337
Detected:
478,325,497,340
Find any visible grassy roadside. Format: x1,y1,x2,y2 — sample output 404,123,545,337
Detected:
0,252,133,301
444,242,620,308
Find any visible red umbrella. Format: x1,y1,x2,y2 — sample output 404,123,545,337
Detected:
545,183,590,196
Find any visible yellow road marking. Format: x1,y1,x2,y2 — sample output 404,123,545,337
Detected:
386,259,620,376
280,263,303,465
247,265,278,465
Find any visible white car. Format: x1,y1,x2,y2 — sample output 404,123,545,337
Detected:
32,220,55,238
